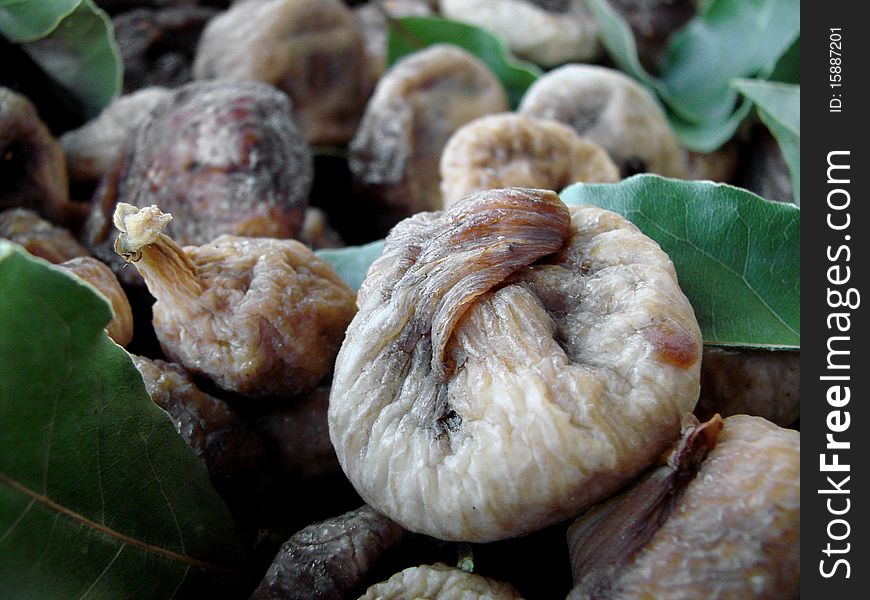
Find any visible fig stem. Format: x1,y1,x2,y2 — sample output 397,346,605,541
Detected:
112,203,204,300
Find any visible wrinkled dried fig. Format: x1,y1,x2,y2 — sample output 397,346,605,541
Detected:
567,414,799,599
329,188,701,542
0,88,76,223
696,347,800,427
130,354,284,552
114,203,357,397
362,563,522,599
440,113,619,208
113,5,218,93
252,505,408,599
131,354,272,479
60,87,172,183
250,385,341,479
0,208,89,264
440,0,600,67
85,81,312,283
519,65,689,178
349,45,508,233
194,0,371,145
57,257,134,346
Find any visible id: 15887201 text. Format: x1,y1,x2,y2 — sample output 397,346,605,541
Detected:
830,28,843,113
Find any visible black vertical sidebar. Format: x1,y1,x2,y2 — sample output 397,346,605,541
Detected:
803,2,869,597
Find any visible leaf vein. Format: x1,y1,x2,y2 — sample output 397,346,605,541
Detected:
633,213,797,338
77,544,124,599
0,497,35,543
168,564,192,600
27,511,61,586
96,380,106,524
0,471,239,575
140,430,186,555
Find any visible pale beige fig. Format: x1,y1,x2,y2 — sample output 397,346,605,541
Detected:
57,257,134,347
696,347,799,427
193,0,371,145
84,81,312,285
439,0,600,67
519,65,689,178
354,0,434,80
113,203,357,398
567,414,799,599
0,208,89,264
329,188,702,542
60,87,172,183
361,564,522,599
440,113,619,208
0,88,77,223
252,505,409,599
349,45,508,234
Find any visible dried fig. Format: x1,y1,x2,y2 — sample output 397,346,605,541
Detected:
0,88,76,223
440,113,619,208
361,563,521,599
567,414,799,599
193,0,371,145
250,385,341,479
349,45,508,233
114,203,357,398
252,505,408,599
0,208,89,264
113,5,218,93
519,65,689,178
440,0,600,67
329,188,702,542
130,354,284,551
57,257,134,347
131,355,270,478
60,87,172,183
84,81,312,283
696,347,800,427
